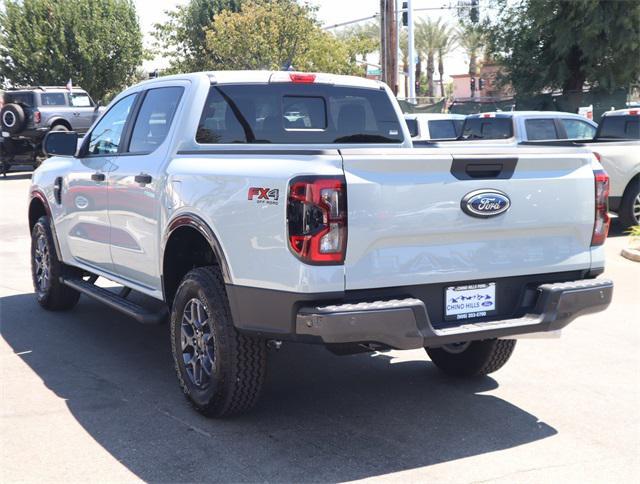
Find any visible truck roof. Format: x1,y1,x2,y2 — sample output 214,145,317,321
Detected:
601,108,640,117
468,110,593,120
134,70,385,90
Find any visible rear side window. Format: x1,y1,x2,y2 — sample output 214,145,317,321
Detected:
525,119,559,140
41,93,67,106
596,115,640,139
461,117,513,140
5,92,34,107
196,84,403,144
405,118,419,137
129,87,184,153
428,120,459,139
561,118,596,139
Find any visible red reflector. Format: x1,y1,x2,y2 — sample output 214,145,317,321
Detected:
289,73,316,83
629,110,638,115
591,169,610,246
287,176,347,264
34,111,41,124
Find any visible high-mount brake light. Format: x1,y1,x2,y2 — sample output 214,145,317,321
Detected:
629,109,638,116
34,111,41,124
289,73,316,84
287,176,347,264
591,169,610,246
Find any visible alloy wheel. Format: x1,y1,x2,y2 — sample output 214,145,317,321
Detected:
33,233,50,293
180,298,215,388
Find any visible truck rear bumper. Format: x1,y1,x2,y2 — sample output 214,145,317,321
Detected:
295,278,613,350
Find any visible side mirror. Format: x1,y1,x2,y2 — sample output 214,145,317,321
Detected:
43,131,78,157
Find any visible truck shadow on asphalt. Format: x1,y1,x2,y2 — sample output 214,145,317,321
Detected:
1,292,557,482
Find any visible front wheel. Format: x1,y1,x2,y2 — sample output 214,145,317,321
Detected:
426,339,516,377
31,216,81,310
170,266,267,417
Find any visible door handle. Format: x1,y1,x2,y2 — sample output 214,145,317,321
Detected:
91,172,105,182
135,173,152,184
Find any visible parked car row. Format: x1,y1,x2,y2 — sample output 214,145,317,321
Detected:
404,109,639,226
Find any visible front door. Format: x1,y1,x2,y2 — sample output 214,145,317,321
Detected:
107,85,185,292
58,93,138,273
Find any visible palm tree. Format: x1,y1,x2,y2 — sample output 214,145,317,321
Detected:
457,24,486,97
415,18,452,98
436,26,456,97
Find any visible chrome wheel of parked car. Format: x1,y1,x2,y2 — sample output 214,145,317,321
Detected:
181,297,215,389
633,193,640,224
33,232,51,294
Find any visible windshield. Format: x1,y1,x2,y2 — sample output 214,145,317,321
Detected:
596,115,639,139
461,117,513,140
196,83,403,144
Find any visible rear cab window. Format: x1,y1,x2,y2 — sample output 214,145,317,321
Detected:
596,115,640,139
461,117,513,140
196,84,403,144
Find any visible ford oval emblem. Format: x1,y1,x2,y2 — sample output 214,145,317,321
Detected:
461,189,511,218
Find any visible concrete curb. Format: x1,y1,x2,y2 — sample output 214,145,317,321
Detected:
621,247,640,262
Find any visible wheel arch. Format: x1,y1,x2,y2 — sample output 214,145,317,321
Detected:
162,214,232,306
48,118,72,131
29,190,63,260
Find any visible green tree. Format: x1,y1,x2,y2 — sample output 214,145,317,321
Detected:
486,0,640,106
203,0,372,75
0,0,144,102
153,0,243,73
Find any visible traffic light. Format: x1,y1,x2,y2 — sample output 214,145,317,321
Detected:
402,2,408,26
470,77,476,92
478,78,485,90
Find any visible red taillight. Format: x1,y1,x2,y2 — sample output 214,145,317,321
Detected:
629,110,638,116
591,169,610,246
34,111,41,124
289,73,316,83
287,176,347,264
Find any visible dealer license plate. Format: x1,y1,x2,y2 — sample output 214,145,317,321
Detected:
445,283,497,321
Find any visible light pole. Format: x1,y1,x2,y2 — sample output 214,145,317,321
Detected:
407,0,415,102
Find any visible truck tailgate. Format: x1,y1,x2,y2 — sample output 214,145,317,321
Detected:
341,147,596,291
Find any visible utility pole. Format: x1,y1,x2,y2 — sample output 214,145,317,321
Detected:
380,0,387,83
407,0,415,102
385,0,397,94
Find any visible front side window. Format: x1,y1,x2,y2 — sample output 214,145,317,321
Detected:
428,120,458,139
40,93,67,106
461,117,513,140
69,93,93,107
128,87,184,153
196,84,403,144
525,118,559,140
87,94,136,155
561,119,596,139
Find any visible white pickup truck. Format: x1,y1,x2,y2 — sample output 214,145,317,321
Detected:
29,71,613,417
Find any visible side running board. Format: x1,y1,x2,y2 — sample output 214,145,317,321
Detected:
60,276,168,325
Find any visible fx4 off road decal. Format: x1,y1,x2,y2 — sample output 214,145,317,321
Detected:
247,187,279,205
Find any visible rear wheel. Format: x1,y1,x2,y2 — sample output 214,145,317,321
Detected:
31,216,81,310
170,266,267,417
426,339,516,377
618,178,640,228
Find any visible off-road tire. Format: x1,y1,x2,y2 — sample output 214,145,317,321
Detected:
618,178,640,228
1,103,26,135
31,216,81,310
426,339,516,377
170,266,267,418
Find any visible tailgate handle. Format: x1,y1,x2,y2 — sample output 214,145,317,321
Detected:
465,163,503,178
451,157,518,180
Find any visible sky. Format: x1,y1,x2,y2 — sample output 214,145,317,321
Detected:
134,0,470,78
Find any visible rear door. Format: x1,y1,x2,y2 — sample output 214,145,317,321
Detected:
341,146,596,291
107,84,185,292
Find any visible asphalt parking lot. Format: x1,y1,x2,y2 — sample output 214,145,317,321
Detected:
1,170,639,483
